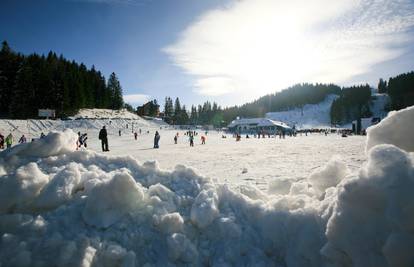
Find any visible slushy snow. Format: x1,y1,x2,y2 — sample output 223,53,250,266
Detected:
0,106,413,266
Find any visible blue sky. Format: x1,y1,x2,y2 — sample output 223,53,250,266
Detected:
1,0,414,108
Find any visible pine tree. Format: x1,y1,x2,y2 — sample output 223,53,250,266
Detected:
378,78,387,93
163,97,174,123
0,41,23,116
107,72,123,109
173,97,181,124
180,105,189,124
190,105,198,125
10,64,35,118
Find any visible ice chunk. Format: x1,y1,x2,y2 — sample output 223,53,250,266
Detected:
0,162,49,213
82,172,144,228
167,233,198,263
307,157,348,198
191,189,219,228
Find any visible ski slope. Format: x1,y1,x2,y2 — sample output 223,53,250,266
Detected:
265,94,338,129
0,109,165,141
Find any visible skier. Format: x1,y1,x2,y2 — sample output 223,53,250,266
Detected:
40,132,46,138
189,134,194,147
134,132,138,140
201,135,206,145
5,133,13,149
154,131,160,148
119,130,121,136
0,133,4,149
236,133,241,141
99,126,109,152
18,134,27,144
174,134,178,144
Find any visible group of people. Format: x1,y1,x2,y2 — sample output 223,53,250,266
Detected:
0,132,34,150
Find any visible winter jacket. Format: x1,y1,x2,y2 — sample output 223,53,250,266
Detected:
5,134,13,145
99,129,107,140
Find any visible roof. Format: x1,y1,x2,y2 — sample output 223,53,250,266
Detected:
228,118,291,129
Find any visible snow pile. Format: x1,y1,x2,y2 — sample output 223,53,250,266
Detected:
322,144,414,266
366,105,414,152
307,156,348,198
0,106,413,266
265,94,338,128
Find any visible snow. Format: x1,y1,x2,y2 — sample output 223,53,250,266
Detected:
366,105,414,152
265,94,338,128
0,106,413,266
72,108,144,120
370,93,390,119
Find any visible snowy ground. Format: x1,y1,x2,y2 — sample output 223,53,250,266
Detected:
86,130,366,189
1,118,366,189
0,107,413,267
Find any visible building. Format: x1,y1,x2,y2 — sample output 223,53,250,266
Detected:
136,101,160,117
227,118,292,134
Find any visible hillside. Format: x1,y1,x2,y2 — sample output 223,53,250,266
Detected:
71,108,145,120
265,94,338,129
222,83,341,123
0,109,166,139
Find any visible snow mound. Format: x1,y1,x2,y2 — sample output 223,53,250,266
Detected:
322,144,414,266
366,105,414,152
265,94,338,128
0,107,413,266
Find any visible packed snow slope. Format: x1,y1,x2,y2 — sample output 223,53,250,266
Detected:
0,106,413,267
0,109,164,140
71,108,145,120
265,94,338,128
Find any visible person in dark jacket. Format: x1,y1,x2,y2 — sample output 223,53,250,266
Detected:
154,131,160,148
99,126,109,152
18,134,27,144
0,133,4,149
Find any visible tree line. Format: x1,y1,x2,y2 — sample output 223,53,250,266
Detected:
330,85,372,125
0,41,124,119
378,71,414,110
162,97,224,126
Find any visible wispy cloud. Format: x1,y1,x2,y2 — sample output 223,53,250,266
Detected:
123,94,151,105
164,0,414,99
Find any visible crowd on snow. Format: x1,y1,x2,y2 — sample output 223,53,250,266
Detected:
0,124,353,153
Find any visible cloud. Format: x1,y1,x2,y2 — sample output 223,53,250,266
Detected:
164,0,414,98
123,94,151,105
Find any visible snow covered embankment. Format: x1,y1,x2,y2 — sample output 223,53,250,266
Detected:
0,107,413,266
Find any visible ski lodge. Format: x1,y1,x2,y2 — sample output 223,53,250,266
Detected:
227,118,292,134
